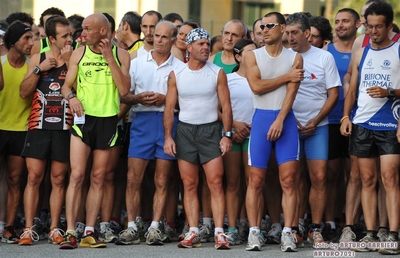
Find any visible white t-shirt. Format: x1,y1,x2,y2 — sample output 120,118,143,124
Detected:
227,72,254,125
293,46,341,127
129,50,184,112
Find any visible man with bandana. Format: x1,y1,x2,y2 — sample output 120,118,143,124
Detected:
0,20,34,244
164,28,233,250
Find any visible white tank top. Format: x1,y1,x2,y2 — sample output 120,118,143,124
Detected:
175,62,220,124
253,47,296,110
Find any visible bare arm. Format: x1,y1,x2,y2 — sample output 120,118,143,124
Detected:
267,54,303,141
245,51,304,95
163,71,179,157
217,69,233,156
118,103,131,121
61,47,83,117
99,39,130,97
340,49,362,137
171,45,184,62
20,53,58,99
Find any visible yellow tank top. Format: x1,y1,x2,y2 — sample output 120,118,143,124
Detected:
0,55,31,131
77,45,120,117
128,39,144,53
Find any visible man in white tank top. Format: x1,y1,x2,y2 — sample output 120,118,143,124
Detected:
244,12,304,252
164,28,233,250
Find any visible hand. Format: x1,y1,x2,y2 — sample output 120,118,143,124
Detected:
287,60,304,83
340,119,352,137
233,121,251,138
98,38,113,61
299,118,318,136
39,57,57,72
68,97,85,117
61,45,73,63
267,118,283,141
232,133,245,143
153,92,166,107
138,91,157,106
366,86,388,98
219,137,232,156
164,137,176,157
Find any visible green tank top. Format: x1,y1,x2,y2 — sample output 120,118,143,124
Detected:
212,51,236,74
77,45,120,117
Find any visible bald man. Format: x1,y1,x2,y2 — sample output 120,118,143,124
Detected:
59,13,130,249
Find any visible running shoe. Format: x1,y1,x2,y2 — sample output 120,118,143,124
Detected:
246,230,262,251
178,222,189,241
308,228,325,246
115,227,140,245
378,233,400,255
2,225,20,244
225,229,241,245
339,226,356,244
199,224,213,243
59,231,78,249
238,220,249,241
99,223,117,243
292,230,304,248
177,231,201,248
48,227,65,245
79,232,107,248
215,232,230,250
266,224,281,244
352,234,378,252
280,231,297,252
19,227,39,245
145,227,163,245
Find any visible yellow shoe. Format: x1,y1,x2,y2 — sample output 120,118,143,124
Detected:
80,232,107,248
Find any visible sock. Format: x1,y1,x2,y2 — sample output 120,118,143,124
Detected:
66,229,75,235
366,230,377,238
150,221,159,229
100,222,109,231
282,227,292,233
292,226,299,232
189,227,199,235
249,226,259,232
128,221,138,231
84,226,94,236
309,223,320,230
326,221,336,229
203,217,212,228
228,227,236,232
214,227,224,235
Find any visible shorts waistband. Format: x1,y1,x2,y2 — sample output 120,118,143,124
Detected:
178,120,219,128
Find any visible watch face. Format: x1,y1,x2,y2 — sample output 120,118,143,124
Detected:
33,66,40,74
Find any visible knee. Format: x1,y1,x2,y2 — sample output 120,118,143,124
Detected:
154,175,168,190
27,171,43,187
126,171,141,190
310,170,326,187
381,171,398,189
360,173,377,188
7,173,21,188
69,170,85,187
280,173,296,190
91,172,106,187
51,172,66,188
248,173,265,190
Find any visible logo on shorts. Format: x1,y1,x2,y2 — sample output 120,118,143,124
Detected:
45,117,62,123
392,99,400,121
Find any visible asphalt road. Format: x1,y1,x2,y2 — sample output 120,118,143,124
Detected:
0,240,385,258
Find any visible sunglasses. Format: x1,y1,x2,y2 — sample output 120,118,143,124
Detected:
260,23,281,30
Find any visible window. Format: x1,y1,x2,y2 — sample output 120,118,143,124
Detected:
189,0,201,22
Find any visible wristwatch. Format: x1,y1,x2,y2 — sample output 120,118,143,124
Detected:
33,66,41,75
67,93,76,100
388,87,395,97
223,131,233,139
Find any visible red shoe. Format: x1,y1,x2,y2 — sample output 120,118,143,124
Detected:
59,231,78,249
177,231,201,248
48,228,65,245
19,227,39,246
215,232,230,250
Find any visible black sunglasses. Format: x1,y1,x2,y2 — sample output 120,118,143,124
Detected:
260,23,281,30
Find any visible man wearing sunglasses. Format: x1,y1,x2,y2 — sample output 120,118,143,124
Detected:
286,12,340,247
245,11,304,252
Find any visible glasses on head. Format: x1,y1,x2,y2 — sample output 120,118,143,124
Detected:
260,23,281,30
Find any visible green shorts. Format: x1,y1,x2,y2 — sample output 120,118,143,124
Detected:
231,138,249,152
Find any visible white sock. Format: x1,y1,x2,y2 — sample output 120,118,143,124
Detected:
282,227,292,233
326,221,336,229
249,226,259,232
203,217,212,228
84,226,94,235
128,221,138,231
214,227,224,235
189,227,199,235
150,221,159,229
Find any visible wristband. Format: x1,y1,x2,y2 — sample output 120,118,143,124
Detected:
340,116,349,123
